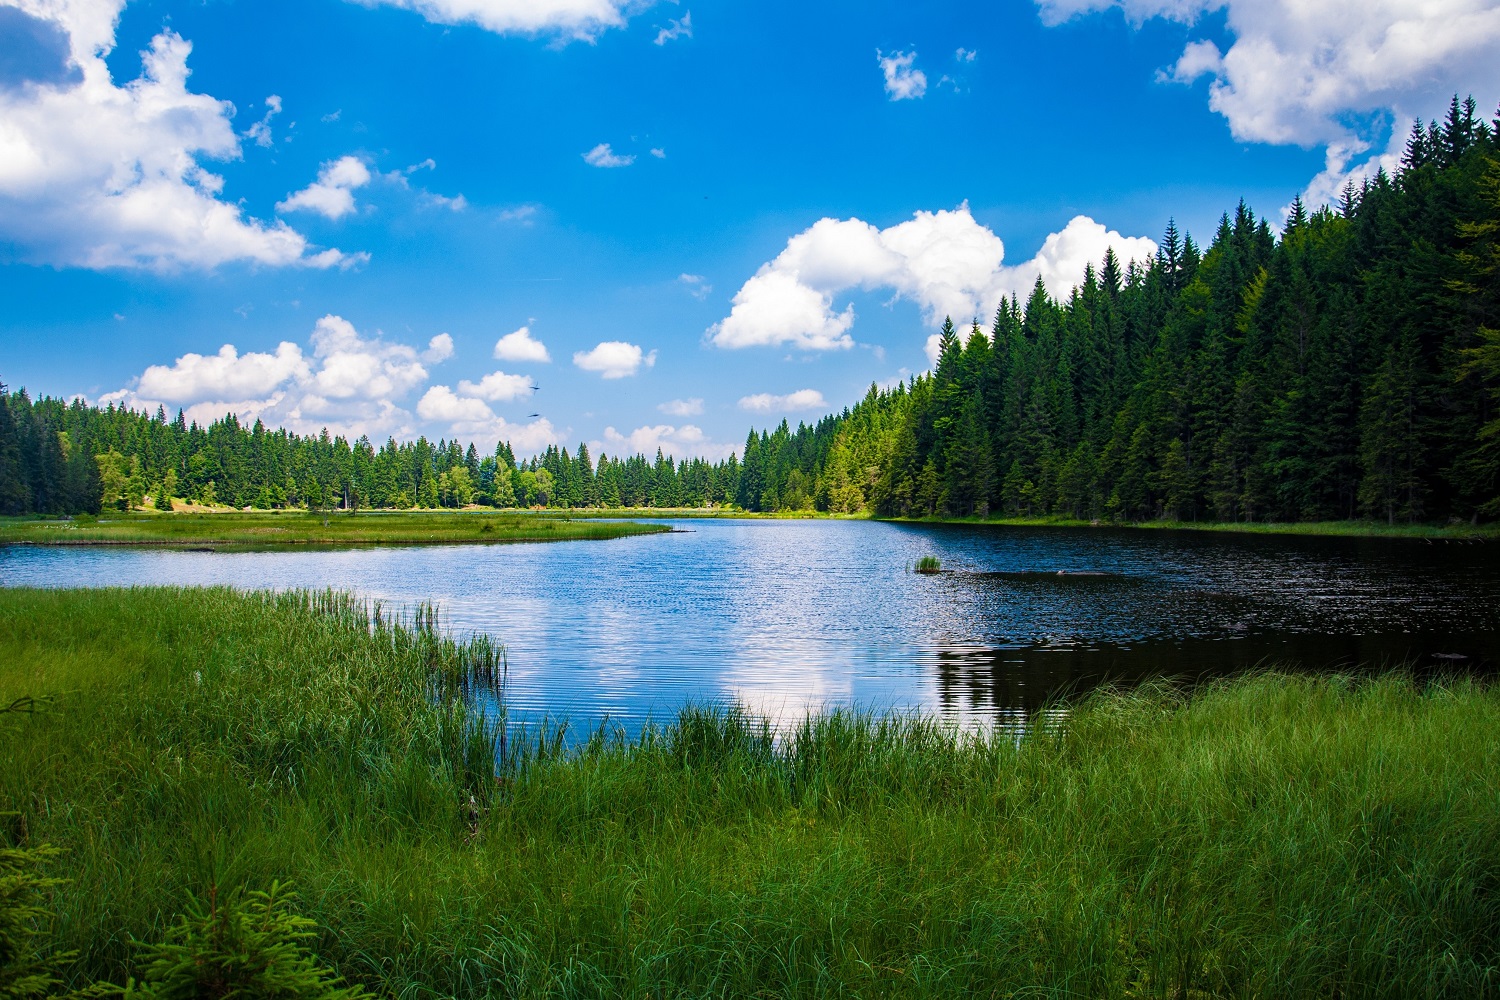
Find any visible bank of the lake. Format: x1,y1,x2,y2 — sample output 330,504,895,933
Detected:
878,512,1500,541
0,510,669,549
3,587,1497,998
512,506,1500,541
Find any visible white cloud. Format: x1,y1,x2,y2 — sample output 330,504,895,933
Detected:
137,342,309,403
417,386,559,449
596,423,735,461
583,142,635,168
658,397,704,416
458,370,535,401
709,205,1156,357
654,10,691,44
1162,38,1222,83
650,147,666,158
277,156,372,220
417,384,494,423
678,273,712,299
877,50,927,101
738,389,827,413
353,0,639,40
0,4,354,270
956,47,978,63
573,340,656,378
244,94,282,148
493,326,551,363
1038,0,1500,205
306,314,430,401
422,333,454,363
102,314,433,439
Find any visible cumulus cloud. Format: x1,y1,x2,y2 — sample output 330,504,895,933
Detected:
596,423,735,461
658,397,704,416
353,0,639,40
277,156,372,220
422,333,454,363
583,142,634,168
305,314,430,401
417,384,493,423
877,50,926,101
738,389,828,413
0,2,354,270
416,385,560,449
102,314,434,439
137,342,308,403
955,47,978,63
493,326,551,363
654,10,691,44
1037,0,1500,206
573,341,656,379
649,147,666,158
243,94,282,148
708,205,1156,357
457,370,535,401
679,273,712,299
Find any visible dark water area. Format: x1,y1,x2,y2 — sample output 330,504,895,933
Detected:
2,519,1497,731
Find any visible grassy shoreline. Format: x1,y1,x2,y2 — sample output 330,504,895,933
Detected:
0,510,671,549
880,513,1500,541
3,587,1497,997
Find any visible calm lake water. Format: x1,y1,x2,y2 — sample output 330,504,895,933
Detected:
3,519,1498,730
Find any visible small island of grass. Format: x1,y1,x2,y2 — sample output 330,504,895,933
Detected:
0,510,670,550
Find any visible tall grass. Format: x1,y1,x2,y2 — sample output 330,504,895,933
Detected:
2,588,1498,997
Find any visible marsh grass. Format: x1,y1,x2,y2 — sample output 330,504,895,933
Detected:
0,511,669,549
2,587,1498,998
912,555,942,574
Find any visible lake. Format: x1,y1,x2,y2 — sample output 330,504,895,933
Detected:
2,519,1497,731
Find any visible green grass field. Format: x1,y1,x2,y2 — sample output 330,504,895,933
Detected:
1,587,1497,997
0,510,670,549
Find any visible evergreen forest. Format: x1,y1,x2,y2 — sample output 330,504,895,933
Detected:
3,96,1499,525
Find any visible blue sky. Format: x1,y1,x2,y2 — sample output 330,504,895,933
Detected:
3,0,1497,459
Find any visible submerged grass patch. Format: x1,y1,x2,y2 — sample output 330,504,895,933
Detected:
0,511,669,549
1,587,1498,997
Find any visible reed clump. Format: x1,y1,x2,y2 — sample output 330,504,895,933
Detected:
2,587,1499,998
913,555,941,574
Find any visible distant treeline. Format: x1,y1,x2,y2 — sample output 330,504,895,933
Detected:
3,96,1497,523
0,392,743,514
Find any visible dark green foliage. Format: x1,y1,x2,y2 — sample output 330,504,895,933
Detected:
0,843,69,999
0,396,741,515
80,884,370,1000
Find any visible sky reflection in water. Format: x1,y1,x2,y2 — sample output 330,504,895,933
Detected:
3,519,1497,733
